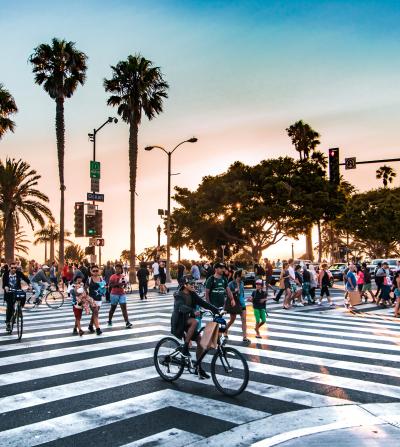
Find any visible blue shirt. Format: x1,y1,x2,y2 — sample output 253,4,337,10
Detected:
346,271,357,291
228,280,246,306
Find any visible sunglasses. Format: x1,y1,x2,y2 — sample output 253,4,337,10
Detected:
92,270,99,273
10,267,17,270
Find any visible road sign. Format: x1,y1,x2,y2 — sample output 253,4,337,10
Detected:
96,238,105,247
87,192,104,202
87,203,96,216
91,178,100,192
345,157,357,170
90,160,101,179
89,237,97,246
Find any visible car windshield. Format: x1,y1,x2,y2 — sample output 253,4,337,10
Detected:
385,260,398,266
371,260,383,265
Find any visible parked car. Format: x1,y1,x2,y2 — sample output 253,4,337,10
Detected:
243,271,256,288
270,268,281,286
329,263,347,281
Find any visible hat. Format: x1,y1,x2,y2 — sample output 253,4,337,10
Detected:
214,262,225,269
181,276,196,286
42,265,49,270
256,279,263,285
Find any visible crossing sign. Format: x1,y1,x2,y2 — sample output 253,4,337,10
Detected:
90,161,101,179
345,157,357,170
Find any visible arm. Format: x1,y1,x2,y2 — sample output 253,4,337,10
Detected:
194,294,220,314
226,285,235,305
20,272,31,286
174,294,194,314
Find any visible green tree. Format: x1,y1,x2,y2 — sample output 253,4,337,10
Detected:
376,165,396,188
30,38,88,272
64,243,85,263
0,158,53,262
0,83,18,140
137,245,167,262
104,54,168,282
0,218,30,259
34,221,72,263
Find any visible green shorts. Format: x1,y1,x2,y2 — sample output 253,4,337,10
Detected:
254,308,267,324
362,283,372,292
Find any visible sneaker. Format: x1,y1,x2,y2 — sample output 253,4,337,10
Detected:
72,327,78,335
243,337,251,345
297,302,304,307
107,320,112,327
318,301,322,306
177,344,190,357
273,297,279,303
330,303,336,307
88,325,95,333
126,321,133,329
195,366,210,380
6,323,11,333
96,328,102,335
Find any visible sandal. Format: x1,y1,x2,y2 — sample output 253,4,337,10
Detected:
255,335,262,339
243,337,251,344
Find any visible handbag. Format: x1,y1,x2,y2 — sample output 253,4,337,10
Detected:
200,321,219,350
348,290,361,306
224,291,242,315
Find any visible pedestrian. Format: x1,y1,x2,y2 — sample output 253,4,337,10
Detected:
264,258,275,296
159,261,168,294
225,270,250,344
273,266,285,303
190,261,201,281
177,263,186,286
152,258,160,290
108,263,133,328
282,262,292,310
356,264,364,299
72,277,96,336
309,264,318,303
293,264,305,306
123,261,129,276
302,264,313,304
345,264,357,309
361,262,375,303
205,262,235,309
136,262,149,300
87,265,105,335
375,262,392,307
102,261,115,303
318,263,335,307
248,279,267,338
393,271,400,318
374,262,383,300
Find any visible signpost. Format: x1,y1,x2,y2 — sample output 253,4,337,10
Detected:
87,192,104,202
87,203,96,216
91,178,100,192
345,157,357,170
90,161,101,179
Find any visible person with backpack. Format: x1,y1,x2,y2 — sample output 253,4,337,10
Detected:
318,263,335,307
374,262,383,299
205,262,235,309
375,262,392,307
248,279,267,338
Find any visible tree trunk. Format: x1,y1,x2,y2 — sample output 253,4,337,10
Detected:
305,225,313,261
49,227,55,263
317,220,322,263
4,215,15,264
128,119,138,284
56,98,65,273
44,241,48,264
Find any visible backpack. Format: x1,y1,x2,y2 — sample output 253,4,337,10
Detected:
207,275,228,294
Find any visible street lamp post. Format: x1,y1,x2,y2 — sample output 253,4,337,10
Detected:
221,244,226,263
145,137,198,282
157,225,161,249
88,117,118,264
291,242,294,260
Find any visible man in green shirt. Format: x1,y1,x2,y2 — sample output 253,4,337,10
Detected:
205,263,235,308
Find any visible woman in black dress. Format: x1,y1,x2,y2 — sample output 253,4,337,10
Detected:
159,261,167,294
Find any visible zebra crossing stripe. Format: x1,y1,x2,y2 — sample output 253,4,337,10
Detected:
0,390,267,447
119,429,204,447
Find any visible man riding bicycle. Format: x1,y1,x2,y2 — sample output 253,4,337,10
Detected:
171,276,220,379
31,265,52,304
2,262,31,332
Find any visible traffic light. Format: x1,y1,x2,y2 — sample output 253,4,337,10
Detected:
85,246,95,255
85,214,96,237
95,210,103,238
328,147,340,185
95,238,105,247
74,202,84,237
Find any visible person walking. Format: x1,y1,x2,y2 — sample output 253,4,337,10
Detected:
108,263,133,327
309,264,318,303
248,279,267,338
159,261,168,294
152,259,160,290
361,262,375,303
302,264,313,304
282,262,293,310
102,261,115,303
375,262,392,307
374,262,383,300
190,261,201,281
87,265,105,335
393,271,400,318
273,267,286,303
318,263,334,306
177,263,186,286
205,262,235,309
225,270,250,344
136,262,149,300
345,263,357,309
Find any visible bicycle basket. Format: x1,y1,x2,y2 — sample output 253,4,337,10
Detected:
14,290,26,300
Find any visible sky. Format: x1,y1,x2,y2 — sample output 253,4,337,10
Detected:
1,0,400,263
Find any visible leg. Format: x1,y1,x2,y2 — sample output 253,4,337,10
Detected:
184,318,198,345
224,314,237,334
108,303,117,322
254,309,261,337
120,303,129,322
4,293,14,324
144,281,148,298
91,305,100,330
138,282,144,299
240,310,248,340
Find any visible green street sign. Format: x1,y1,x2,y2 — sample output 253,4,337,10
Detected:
90,160,101,179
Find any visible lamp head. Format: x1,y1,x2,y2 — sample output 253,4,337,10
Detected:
108,117,118,124
188,137,198,143
145,146,154,151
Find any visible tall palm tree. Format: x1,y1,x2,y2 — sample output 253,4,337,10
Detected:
30,38,87,271
376,165,396,188
104,54,169,282
0,158,53,263
0,83,18,140
34,221,72,263
286,120,320,160
286,120,321,260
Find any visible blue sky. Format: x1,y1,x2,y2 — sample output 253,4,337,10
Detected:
1,0,400,260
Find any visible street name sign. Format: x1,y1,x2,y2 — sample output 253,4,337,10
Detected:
87,192,104,202
90,161,101,179
345,157,356,170
91,178,100,192
87,204,96,216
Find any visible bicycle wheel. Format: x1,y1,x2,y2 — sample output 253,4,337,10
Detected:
45,290,64,309
16,303,23,341
24,291,37,311
211,346,249,396
154,337,184,382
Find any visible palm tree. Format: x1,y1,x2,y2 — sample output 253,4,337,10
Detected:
376,165,396,188
30,38,87,272
0,158,53,263
34,221,72,263
0,83,18,140
286,120,320,160
65,243,85,263
104,54,169,282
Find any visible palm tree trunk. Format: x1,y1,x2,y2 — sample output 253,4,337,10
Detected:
4,215,15,264
128,119,138,284
56,98,65,272
317,220,322,263
44,240,48,264
50,227,55,263
305,226,313,261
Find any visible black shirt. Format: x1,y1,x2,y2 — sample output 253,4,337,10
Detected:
251,290,267,309
137,267,149,282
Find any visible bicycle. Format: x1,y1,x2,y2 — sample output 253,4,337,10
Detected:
154,310,249,396
25,284,64,310
7,289,25,340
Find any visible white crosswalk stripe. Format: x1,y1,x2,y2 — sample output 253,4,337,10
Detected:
0,289,399,446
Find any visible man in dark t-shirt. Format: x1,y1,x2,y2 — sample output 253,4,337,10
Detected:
205,262,234,308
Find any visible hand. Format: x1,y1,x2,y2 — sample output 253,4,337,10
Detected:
4,286,9,292
194,310,200,317
230,299,235,307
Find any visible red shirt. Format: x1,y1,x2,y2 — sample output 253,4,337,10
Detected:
109,273,125,295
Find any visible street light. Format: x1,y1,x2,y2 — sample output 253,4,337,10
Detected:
221,244,226,263
291,242,294,260
88,117,118,265
145,137,198,282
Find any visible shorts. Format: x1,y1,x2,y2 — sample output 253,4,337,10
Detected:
73,306,83,318
290,283,297,293
93,299,103,308
394,289,400,298
254,308,267,324
357,284,363,292
362,283,372,292
110,294,126,305
159,276,166,285
154,274,160,280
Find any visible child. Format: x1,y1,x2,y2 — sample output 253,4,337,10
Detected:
248,279,267,338
72,277,95,336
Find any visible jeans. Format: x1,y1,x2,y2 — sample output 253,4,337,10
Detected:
275,288,285,302
381,285,391,301
139,281,148,299
4,292,15,323
302,282,311,301
32,282,43,299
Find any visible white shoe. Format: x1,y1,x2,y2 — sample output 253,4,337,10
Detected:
297,302,304,307
318,301,322,306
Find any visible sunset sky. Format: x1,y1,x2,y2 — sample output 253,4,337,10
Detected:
1,0,400,263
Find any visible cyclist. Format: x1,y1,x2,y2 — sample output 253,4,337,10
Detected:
2,261,31,332
31,265,52,304
171,276,220,379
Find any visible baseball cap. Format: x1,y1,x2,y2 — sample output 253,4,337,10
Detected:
181,276,196,286
214,262,225,269
256,279,263,285
42,265,49,270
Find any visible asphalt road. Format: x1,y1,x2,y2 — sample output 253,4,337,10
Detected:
0,286,399,446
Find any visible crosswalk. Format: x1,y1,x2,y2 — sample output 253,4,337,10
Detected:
0,289,399,447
